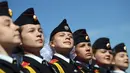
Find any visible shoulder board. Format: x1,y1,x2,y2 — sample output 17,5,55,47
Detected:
49,59,58,64
21,61,30,67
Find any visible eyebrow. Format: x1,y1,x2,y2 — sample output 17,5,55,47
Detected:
59,32,65,35
28,27,35,30
27,26,42,30
79,43,85,47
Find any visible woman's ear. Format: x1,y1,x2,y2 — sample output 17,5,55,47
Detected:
92,54,96,60
20,42,23,45
49,41,55,48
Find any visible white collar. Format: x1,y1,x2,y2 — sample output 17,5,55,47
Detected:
76,60,89,64
76,60,90,68
25,54,43,64
76,60,87,65
75,60,81,64
0,54,13,63
54,53,70,63
94,64,99,68
113,70,126,73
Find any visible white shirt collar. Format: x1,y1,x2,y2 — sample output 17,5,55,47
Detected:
0,54,13,63
94,64,99,68
76,60,86,65
113,70,126,73
25,54,43,64
54,53,70,63
76,60,90,68
75,60,81,64
76,60,88,65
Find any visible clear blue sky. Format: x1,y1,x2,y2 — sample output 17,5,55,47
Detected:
7,0,130,72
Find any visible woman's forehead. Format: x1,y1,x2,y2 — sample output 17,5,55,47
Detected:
98,49,109,51
21,24,41,29
56,31,72,35
0,16,12,22
117,52,127,55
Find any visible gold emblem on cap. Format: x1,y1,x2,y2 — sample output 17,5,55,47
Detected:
64,26,69,30
33,15,37,21
106,43,110,48
124,46,127,50
8,9,12,17
85,36,89,40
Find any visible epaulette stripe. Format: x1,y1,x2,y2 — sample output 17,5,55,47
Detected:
24,66,36,73
0,69,5,73
80,69,85,73
77,66,84,73
53,62,65,73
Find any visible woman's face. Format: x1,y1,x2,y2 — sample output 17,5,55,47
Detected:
93,49,113,65
75,42,92,61
21,24,44,50
50,32,74,54
113,52,129,70
0,16,21,47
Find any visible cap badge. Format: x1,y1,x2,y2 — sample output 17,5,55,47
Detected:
85,36,89,40
124,46,127,50
106,43,110,48
8,8,12,16
33,15,37,21
64,25,69,30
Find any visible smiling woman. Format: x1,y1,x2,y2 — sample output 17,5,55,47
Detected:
111,43,129,73
49,19,83,73
92,37,113,73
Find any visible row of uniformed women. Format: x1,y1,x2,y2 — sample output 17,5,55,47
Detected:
72,29,129,73
0,1,129,73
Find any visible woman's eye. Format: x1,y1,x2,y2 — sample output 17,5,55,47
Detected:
79,44,85,47
38,28,43,33
5,23,10,27
39,30,43,33
29,29,34,32
88,43,91,46
59,34,64,37
120,54,124,57
109,51,113,55
101,50,106,53
69,35,73,38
